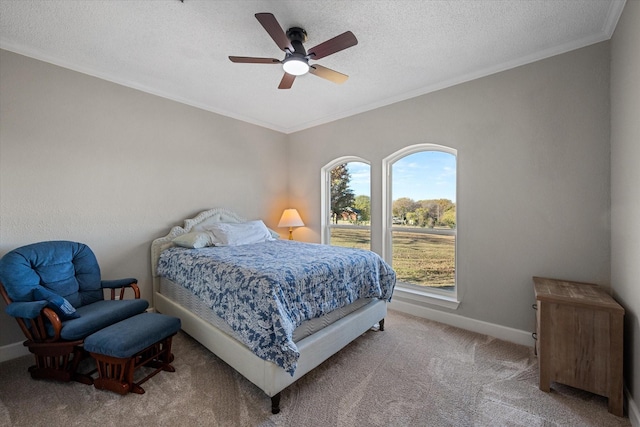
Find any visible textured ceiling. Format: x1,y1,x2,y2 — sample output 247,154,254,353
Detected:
0,0,625,134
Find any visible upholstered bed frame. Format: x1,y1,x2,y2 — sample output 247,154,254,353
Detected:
150,208,387,413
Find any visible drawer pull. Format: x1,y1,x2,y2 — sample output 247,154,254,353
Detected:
532,332,537,340
532,304,537,310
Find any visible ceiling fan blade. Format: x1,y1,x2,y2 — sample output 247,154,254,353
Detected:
307,31,358,60
278,73,295,89
229,56,281,64
255,13,293,52
309,64,349,84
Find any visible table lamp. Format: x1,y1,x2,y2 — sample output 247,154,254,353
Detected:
278,208,304,240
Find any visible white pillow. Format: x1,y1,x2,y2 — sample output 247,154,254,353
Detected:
173,231,216,248
206,220,275,246
267,227,281,240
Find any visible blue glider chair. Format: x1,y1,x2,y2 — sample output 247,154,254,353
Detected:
0,241,149,384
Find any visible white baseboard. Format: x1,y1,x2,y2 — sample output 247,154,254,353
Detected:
627,386,639,427
389,299,535,347
0,341,30,363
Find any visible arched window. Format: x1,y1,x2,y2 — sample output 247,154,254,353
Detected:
321,157,371,249
383,144,457,297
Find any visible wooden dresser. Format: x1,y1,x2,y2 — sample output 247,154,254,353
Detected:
533,276,624,417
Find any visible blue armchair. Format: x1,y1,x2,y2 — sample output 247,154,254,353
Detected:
0,241,149,384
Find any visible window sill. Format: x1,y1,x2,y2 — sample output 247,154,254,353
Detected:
392,285,460,310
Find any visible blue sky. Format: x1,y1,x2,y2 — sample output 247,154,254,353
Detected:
347,151,456,202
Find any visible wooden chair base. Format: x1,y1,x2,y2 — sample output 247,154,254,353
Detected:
90,335,176,395
26,340,94,385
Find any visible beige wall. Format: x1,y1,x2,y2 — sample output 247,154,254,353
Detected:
611,0,640,418
288,41,611,333
0,50,289,345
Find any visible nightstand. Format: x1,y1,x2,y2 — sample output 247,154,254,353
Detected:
533,276,624,417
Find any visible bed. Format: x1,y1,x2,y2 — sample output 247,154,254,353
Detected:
150,208,396,413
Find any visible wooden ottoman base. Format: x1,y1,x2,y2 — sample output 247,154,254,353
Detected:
90,335,176,395
84,312,181,395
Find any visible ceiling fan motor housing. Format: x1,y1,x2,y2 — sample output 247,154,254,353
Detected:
286,27,308,43
286,27,308,56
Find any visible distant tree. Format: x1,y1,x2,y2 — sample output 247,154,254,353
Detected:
418,198,455,225
441,208,456,228
419,200,439,224
405,211,417,226
330,164,355,224
354,195,370,223
434,199,455,224
392,198,418,223
392,197,455,227
413,207,430,227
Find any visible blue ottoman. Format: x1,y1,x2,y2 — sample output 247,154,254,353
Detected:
84,312,181,394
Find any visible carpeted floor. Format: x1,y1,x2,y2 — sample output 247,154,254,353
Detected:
0,309,631,426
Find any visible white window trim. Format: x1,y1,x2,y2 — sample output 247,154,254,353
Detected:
382,143,459,307
321,156,370,245
393,286,460,310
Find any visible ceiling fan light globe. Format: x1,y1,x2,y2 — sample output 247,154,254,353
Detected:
282,58,309,76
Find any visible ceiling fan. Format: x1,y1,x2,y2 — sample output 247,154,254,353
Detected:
229,13,358,89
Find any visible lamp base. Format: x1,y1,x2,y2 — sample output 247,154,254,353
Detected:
288,228,294,240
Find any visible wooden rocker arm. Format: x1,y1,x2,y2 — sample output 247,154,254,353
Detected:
1,282,59,342
5,307,62,343
101,279,141,300
38,307,63,342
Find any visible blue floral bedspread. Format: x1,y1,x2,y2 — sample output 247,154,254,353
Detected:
157,240,396,375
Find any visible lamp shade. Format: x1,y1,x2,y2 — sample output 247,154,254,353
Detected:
278,209,304,228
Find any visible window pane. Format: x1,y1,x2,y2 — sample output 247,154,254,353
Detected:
327,161,371,248
391,150,456,290
329,227,371,250
392,230,455,289
392,151,456,229
330,162,370,226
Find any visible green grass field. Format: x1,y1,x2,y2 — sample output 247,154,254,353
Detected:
330,228,455,288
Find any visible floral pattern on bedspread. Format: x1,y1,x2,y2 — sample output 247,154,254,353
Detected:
156,240,396,375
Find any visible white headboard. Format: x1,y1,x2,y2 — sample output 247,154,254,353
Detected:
150,208,246,291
